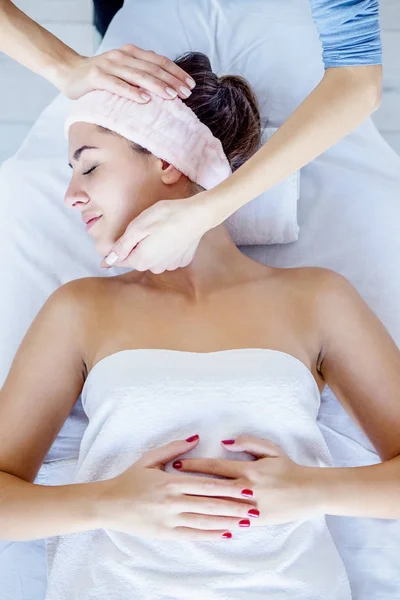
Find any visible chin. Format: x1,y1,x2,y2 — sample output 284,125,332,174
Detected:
94,238,113,259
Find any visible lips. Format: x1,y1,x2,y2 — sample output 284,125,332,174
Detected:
85,216,102,231
82,212,102,225
82,212,103,232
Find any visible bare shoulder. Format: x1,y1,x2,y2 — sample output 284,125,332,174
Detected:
290,266,359,306
273,265,354,296
283,267,372,340
270,266,361,325
55,275,120,297
49,275,128,312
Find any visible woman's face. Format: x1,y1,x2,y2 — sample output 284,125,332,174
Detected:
65,122,176,257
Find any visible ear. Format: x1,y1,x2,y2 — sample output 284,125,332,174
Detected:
159,159,184,185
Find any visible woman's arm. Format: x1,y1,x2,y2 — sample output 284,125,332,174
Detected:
0,0,194,100
310,270,400,520
0,471,104,541
0,282,106,541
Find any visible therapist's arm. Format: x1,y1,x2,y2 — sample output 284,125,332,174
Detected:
205,64,382,224
0,0,80,90
203,0,382,222
0,0,194,100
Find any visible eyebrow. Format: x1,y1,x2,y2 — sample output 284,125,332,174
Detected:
68,145,98,168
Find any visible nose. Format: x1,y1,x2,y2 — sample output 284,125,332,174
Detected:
64,185,90,209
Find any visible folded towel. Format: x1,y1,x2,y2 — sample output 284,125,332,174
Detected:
225,127,300,246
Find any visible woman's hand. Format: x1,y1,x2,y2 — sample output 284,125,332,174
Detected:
101,193,217,273
96,435,259,540
173,435,322,525
59,44,195,102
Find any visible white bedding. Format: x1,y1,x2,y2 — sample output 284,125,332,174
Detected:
1,1,400,599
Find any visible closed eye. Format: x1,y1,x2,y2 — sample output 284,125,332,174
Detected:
83,165,98,176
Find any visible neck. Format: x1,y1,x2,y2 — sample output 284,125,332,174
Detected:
138,224,256,301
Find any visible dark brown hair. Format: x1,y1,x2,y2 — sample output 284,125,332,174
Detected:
175,52,261,172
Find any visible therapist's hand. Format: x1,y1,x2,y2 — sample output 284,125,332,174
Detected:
60,44,195,102
172,435,322,525
101,193,216,273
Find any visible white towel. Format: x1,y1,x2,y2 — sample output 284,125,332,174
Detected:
44,349,351,600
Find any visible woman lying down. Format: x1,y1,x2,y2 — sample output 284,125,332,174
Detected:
0,52,400,600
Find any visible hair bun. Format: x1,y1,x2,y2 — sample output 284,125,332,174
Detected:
175,52,261,172
218,74,237,86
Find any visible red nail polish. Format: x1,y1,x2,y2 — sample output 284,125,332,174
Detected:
239,519,251,527
173,461,182,469
222,532,232,538
241,489,253,497
222,439,235,445
248,509,260,518
186,434,199,443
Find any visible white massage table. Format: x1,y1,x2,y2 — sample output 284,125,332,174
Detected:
1,1,400,598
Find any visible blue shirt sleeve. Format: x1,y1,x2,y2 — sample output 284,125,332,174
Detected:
309,0,382,68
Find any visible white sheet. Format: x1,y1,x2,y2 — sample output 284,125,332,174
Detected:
1,1,400,599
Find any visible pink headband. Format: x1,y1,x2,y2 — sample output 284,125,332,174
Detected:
64,89,232,190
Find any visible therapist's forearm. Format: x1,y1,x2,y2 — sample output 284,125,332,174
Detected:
311,456,400,520
205,65,382,224
0,471,104,541
0,0,80,90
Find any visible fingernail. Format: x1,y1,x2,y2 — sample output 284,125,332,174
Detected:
141,93,151,101
248,509,260,518
166,87,178,98
239,519,251,528
186,78,196,89
180,86,191,98
241,489,253,497
186,434,199,443
105,252,119,266
173,461,182,469
222,532,232,538
222,439,235,445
